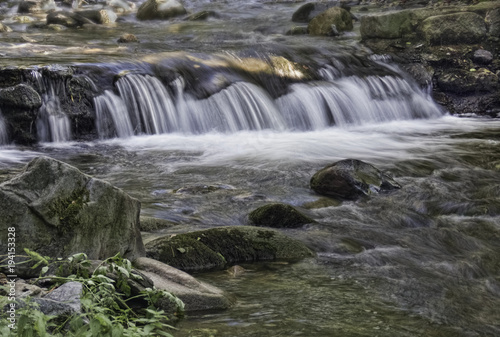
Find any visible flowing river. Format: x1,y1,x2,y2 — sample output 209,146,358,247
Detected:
1,0,500,335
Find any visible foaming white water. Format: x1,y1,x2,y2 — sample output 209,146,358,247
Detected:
0,110,8,145
100,116,498,168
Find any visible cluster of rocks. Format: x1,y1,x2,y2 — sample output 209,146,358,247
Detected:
359,1,500,116
0,155,398,322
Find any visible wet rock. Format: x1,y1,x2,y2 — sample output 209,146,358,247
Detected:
420,12,486,45
139,216,176,231
486,8,500,37
286,25,308,35
308,7,353,36
117,33,139,43
225,265,246,277
134,257,231,312
472,49,493,65
0,156,145,277
137,0,187,21
78,9,118,24
292,2,336,23
46,11,95,27
145,226,314,272
15,279,46,298
360,10,414,39
0,23,13,33
437,68,499,94
108,0,135,14
184,10,219,21
248,203,314,228
310,159,401,200
18,0,56,14
0,84,41,109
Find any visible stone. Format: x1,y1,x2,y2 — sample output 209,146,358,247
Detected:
0,84,41,109
0,156,145,277
145,226,314,272
310,159,401,200
486,8,500,37
139,216,176,231
0,23,13,33
184,10,220,21
117,33,139,43
15,279,46,298
286,26,309,35
137,0,187,21
292,2,336,23
134,257,232,312
248,203,314,228
46,11,94,27
419,12,486,46
437,68,499,94
25,282,83,318
308,7,353,36
18,0,56,14
472,49,493,65
78,9,118,24
360,10,414,40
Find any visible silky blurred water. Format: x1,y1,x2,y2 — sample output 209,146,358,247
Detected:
1,116,499,336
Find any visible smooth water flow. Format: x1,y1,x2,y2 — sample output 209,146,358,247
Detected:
93,64,443,138
31,70,72,143
0,110,8,145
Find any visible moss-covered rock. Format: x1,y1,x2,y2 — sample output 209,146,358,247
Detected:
360,10,415,40
310,159,401,200
145,226,314,272
308,7,353,36
248,203,314,228
419,12,486,46
139,216,177,232
0,156,145,277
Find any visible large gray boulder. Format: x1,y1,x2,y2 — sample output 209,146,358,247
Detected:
0,156,145,277
486,8,500,37
310,159,401,200
419,12,487,46
308,7,353,36
360,10,414,40
134,257,232,312
136,0,187,21
145,226,314,272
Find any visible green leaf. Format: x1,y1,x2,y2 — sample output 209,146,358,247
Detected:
176,247,186,254
41,266,49,275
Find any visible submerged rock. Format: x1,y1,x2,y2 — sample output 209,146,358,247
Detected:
117,33,139,43
184,10,220,21
308,7,353,36
145,226,314,272
134,257,232,312
78,9,118,24
137,0,187,21
292,2,336,23
310,159,401,200
0,23,13,33
0,156,145,277
249,203,314,228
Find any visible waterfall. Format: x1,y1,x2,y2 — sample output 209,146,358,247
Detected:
94,69,443,139
31,70,72,143
0,110,8,145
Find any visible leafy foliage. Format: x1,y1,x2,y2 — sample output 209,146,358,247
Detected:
0,250,184,337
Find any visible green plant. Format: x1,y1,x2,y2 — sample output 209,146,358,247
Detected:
0,250,184,337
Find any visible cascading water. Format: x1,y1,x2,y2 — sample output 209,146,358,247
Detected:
93,57,443,139
0,110,8,145
31,70,72,143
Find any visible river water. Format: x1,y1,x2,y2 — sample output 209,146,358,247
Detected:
1,0,500,335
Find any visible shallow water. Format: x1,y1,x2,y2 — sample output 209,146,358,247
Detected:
1,116,500,336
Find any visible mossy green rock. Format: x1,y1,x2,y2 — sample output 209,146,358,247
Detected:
145,226,314,272
360,10,414,40
308,7,353,36
249,203,314,228
310,159,401,200
0,156,145,277
419,12,486,46
437,68,499,94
